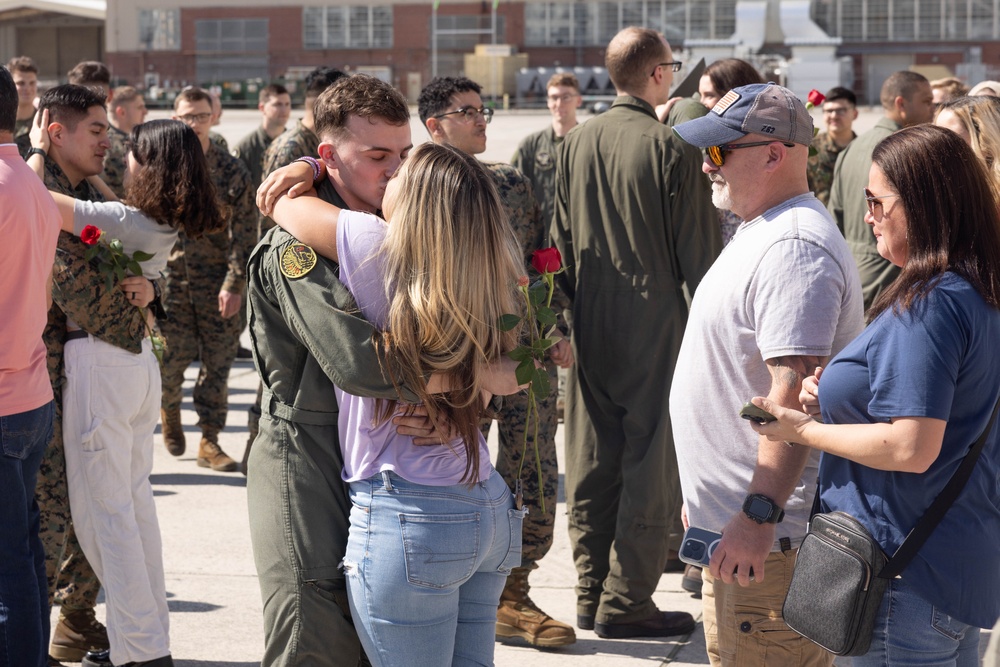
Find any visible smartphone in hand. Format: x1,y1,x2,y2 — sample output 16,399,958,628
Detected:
740,402,776,425
678,526,722,567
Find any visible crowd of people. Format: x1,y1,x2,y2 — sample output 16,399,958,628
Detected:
2,25,1000,667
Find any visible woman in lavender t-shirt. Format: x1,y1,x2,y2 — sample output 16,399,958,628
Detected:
268,143,528,666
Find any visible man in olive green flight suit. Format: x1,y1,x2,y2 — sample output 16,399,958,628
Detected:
248,74,414,667
828,70,933,309
551,27,721,639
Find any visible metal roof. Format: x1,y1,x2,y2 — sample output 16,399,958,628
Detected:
0,0,105,20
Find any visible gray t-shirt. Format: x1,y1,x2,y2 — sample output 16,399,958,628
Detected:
670,193,864,549
74,200,175,279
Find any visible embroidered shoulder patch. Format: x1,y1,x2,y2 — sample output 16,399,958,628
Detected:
713,90,741,116
280,243,318,279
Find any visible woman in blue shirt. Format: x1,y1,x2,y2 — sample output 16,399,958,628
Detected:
751,124,1000,666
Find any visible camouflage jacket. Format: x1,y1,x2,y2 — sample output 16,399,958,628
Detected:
15,114,33,158
485,162,570,335
807,131,855,207
42,157,146,390
166,142,255,296
259,120,320,233
210,131,229,153
102,124,129,199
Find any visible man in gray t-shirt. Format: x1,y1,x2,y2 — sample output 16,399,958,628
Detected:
671,84,864,667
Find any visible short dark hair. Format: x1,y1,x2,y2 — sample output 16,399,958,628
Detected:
417,76,481,125
305,67,347,101
824,86,857,107
880,71,930,109
38,84,107,131
314,74,409,143
67,60,111,87
869,124,1000,320
605,27,668,93
703,58,765,99
173,86,212,110
259,83,289,104
0,67,17,133
6,55,37,75
110,85,142,110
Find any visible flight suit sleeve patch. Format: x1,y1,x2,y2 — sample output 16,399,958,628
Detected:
279,243,318,279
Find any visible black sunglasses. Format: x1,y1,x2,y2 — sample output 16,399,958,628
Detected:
706,141,794,167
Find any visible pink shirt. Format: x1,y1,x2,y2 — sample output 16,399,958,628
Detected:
0,144,61,415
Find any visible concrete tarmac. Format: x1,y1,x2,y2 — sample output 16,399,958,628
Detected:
70,105,988,665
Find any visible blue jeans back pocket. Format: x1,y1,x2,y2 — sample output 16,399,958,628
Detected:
0,402,53,460
400,512,480,589
497,507,528,574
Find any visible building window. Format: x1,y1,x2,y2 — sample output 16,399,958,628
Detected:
195,19,268,53
303,6,393,49
138,9,180,50
433,14,507,49
524,1,737,47
812,0,999,42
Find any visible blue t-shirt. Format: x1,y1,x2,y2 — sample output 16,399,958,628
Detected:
818,272,1000,628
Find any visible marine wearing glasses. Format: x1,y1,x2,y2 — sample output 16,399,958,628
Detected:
431,105,494,124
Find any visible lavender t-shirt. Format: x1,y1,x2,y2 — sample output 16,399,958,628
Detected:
335,209,492,485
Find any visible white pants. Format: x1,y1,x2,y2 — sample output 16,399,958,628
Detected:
63,335,170,665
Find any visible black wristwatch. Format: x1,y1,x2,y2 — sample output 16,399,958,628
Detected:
742,494,785,524
27,147,47,161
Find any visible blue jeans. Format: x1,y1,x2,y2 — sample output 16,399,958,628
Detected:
345,469,526,667
0,401,53,667
851,577,980,667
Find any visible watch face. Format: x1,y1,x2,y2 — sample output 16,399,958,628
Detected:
747,496,773,520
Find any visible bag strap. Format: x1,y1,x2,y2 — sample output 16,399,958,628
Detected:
879,395,1000,579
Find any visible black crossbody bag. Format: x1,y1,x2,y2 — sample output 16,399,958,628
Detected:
782,398,1000,656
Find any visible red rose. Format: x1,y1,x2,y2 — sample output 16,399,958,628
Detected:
807,89,826,106
531,247,562,274
80,225,103,246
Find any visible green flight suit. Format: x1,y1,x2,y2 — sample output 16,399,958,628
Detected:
828,117,901,310
38,157,146,617
551,95,721,624
512,127,562,234
246,179,416,667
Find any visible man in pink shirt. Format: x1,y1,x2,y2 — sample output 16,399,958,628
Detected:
0,65,61,667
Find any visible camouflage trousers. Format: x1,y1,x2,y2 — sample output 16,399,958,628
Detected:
36,366,102,613
482,363,559,568
160,276,242,432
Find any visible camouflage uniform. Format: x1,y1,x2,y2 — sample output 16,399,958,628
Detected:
159,143,255,434
39,157,145,617
233,125,276,196
210,131,229,153
15,114,33,158
260,121,320,235
483,162,569,569
102,124,129,199
807,130,855,207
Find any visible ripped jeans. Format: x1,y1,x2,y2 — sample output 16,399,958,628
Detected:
345,469,525,667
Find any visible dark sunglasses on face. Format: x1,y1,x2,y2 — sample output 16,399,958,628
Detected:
863,188,902,221
705,141,795,167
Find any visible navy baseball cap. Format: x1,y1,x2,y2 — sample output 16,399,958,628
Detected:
673,82,814,148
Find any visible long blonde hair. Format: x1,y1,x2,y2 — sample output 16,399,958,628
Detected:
378,143,524,482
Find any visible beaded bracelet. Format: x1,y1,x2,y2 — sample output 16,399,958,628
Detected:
293,156,323,183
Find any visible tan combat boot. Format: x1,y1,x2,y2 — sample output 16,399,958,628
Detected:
160,408,185,456
496,567,576,647
197,429,237,472
49,608,110,662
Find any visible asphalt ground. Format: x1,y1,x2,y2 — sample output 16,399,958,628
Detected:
55,105,990,665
